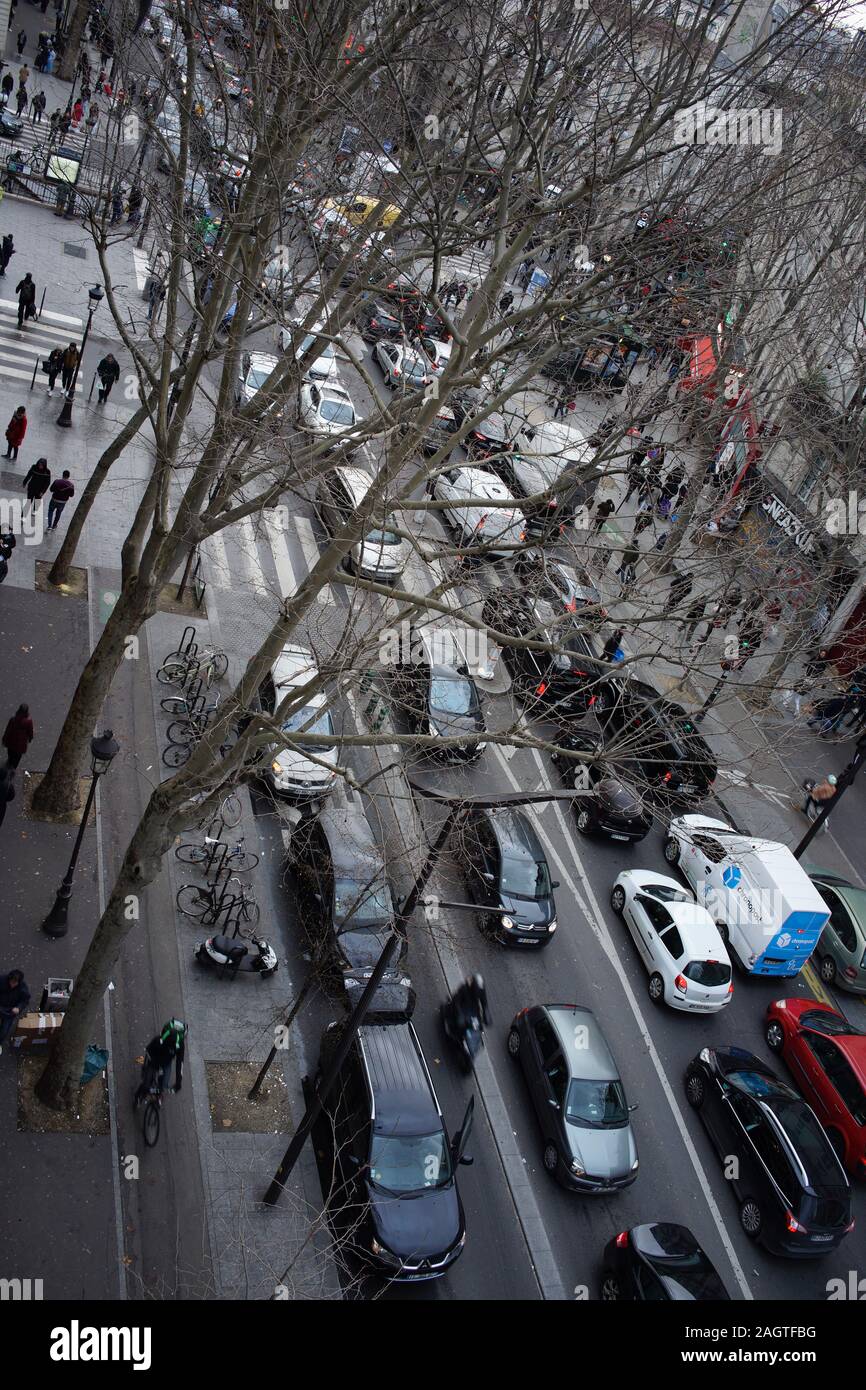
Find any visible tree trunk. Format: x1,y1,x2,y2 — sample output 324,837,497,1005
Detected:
31,579,158,816
35,792,174,1110
58,0,89,84
49,399,152,588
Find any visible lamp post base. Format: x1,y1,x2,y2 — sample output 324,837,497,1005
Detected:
56,396,74,428
42,883,72,936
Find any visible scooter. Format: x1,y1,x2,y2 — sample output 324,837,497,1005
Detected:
195,934,278,978
440,999,484,1074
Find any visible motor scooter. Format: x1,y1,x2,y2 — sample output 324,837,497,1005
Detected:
195,934,278,978
440,998,484,1074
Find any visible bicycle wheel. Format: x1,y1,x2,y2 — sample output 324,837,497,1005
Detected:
163,742,191,768
239,897,261,931
166,720,199,746
221,794,243,828
227,848,259,873
176,884,213,919
143,1098,161,1148
156,658,192,686
208,652,229,679
175,842,210,866
160,695,192,715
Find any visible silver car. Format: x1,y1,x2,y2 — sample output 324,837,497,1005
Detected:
508,1003,639,1192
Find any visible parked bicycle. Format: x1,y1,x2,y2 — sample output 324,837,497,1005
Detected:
175,835,259,873
176,876,260,933
166,695,221,746
156,646,227,688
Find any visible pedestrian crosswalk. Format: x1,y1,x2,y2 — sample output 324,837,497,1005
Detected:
204,506,338,607
0,300,84,388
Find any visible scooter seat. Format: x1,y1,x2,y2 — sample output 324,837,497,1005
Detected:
212,935,246,962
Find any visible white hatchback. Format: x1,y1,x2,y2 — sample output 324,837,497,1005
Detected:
610,870,733,1011
432,465,527,558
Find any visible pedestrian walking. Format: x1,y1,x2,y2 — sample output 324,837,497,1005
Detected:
146,279,165,322
96,352,120,403
43,343,63,396
46,470,74,529
127,184,143,226
85,100,99,134
602,628,625,662
15,84,27,117
109,181,124,224
3,405,26,460
669,569,693,609
804,646,831,682
70,96,83,128
807,694,849,736
681,597,707,643
22,457,50,514
796,773,838,822
454,281,468,306
617,543,639,587
591,497,615,534
57,107,71,138
0,968,30,1050
552,390,574,420
30,90,46,123
60,341,79,393
0,72,12,103
16,28,27,55
498,290,514,315
2,703,33,769
632,508,653,540
0,767,14,832
15,271,36,328
0,231,14,276
18,64,29,87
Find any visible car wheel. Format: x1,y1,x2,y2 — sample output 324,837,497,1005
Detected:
685,1069,706,1109
542,1143,559,1175
648,973,665,1005
765,1019,785,1052
600,1271,621,1301
739,1198,762,1241
663,836,680,865
507,1027,521,1059
819,954,837,984
576,808,595,835
610,884,626,914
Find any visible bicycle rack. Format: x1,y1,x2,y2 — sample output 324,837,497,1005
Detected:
206,839,229,884
176,626,199,659
210,863,234,916
205,812,227,845
225,898,246,940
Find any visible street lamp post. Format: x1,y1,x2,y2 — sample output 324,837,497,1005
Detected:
41,730,119,938
792,732,866,860
57,284,104,428
262,780,583,1206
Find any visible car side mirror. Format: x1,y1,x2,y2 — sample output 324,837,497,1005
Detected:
550,880,561,890
628,1103,639,1113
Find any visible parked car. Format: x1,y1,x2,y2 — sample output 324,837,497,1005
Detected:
416,403,460,457
432,466,526,558
600,1224,730,1301
414,334,453,376
297,381,359,445
316,1018,474,1279
286,804,412,1015
595,679,717,800
373,339,432,390
765,997,866,1179
514,550,606,623
355,296,405,342
456,807,558,947
0,111,24,139
684,1046,853,1256
482,589,605,714
808,872,866,994
314,465,408,582
550,728,650,842
277,319,339,382
451,393,512,460
235,351,280,410
255,644,338,800
610,870,733,1010
390,620,487,761
507,1004,639,1191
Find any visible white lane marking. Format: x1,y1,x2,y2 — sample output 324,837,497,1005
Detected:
262,508,299,599
489,742,755,1301
132,248,151,292
237,517,270,597
0,301,83,327
293,514,335,605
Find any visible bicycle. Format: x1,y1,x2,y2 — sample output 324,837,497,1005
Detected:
166,696,221,746
175,835,259,873
135,1065,167,1148
162,719,234,768
176,876,260,932
188,789,244,829
157,646,228,687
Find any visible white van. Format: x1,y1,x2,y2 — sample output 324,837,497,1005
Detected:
664,815,831,977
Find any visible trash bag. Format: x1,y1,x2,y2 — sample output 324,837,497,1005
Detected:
80,1044,108,1086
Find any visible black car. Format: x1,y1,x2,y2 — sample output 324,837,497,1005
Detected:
550,728,651,842
355,297,405,342
413,304,452,341
0,111,23,139
684,1046,853,1258
451,392,512,460
601,1224,730,1301
593,678,717,800
456,806,558,947
317,1019,473,1280
483,590,607,715
286,805,413,1020
391,622,487,762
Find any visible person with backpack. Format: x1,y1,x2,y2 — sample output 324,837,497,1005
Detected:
22,457,50,515
15,271,36,327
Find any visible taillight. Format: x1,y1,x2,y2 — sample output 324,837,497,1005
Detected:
392,367,401,376
572,668,587,677
537,682,548,695
663,771,673,783
727,982,734,995
785,1210,807,1234
566,599,577,612
674,974,687,993
615,1231,629,1249
519,531,526,541
845,1218,856,1233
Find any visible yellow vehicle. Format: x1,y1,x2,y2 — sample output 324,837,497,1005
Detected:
321,194,402,229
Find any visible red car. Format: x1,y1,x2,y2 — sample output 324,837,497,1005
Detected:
765,997,866,1179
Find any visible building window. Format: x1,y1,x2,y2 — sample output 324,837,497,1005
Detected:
798,454,829,504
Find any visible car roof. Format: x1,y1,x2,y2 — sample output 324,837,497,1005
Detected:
272,643,317,688
320,383,352,401
333,465,372,498
815,880,866,934
248,352,278,372
486,806,544,861
452,467,515,502
414,621,465,668
666,902,729,956
358,1023,442,1134
546,1005,620,1079
317,803,382,877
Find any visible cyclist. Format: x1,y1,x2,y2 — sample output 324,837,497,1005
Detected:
134,1019,187,1104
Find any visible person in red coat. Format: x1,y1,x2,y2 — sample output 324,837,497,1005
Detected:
2,704,34,769
3,405,27,460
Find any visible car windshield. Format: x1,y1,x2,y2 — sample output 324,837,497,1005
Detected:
684,959,731,986
402,356,428,381
565,1078,628,1128
319,396,355,424
647,884,692,903
500,855,551,900
247,365,273,392
365,528,401,546
281,705,335,748
333,876,392,926
430,677,474,715
369,1130,452,1193
300,334,335,360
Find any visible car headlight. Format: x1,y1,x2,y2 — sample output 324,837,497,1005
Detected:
570,1158,585,1175
370,1238,401,1266
631,1158,640,1171
699,1047,712,1064
271,760,284,775
547,919,557,932
475,741,488,753
501,915,515,931
428,721,440,737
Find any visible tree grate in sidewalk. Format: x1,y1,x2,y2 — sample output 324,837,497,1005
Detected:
62,244,87,259
206,1061,293,1134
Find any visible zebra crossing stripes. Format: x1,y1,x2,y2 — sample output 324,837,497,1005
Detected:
0,304,84,386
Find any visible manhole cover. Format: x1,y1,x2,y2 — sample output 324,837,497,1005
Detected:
63,243,87,259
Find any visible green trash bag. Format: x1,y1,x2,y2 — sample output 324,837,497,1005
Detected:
80,1045,109,1086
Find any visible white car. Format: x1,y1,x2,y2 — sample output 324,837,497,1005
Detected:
236,351,280,409
432,466,527,558
278,320,338,382
610,870,733,1011
298,381,359,443
415,334,452,375
259,645,337,801
373,339,432,390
